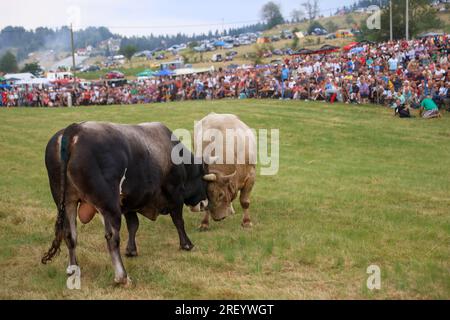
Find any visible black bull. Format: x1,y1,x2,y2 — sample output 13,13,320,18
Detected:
41,121,208,285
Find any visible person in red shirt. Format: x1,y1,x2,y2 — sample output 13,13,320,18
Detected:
359,56,366,66
2,90,8,107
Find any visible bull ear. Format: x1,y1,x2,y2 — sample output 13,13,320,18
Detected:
203,173,217,182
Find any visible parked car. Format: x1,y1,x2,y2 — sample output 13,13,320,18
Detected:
226,51,238,57
81,65,100,72
104,71,125,79
211,54,223,62
284,48,294,55
271,36,281,42
270,59,283,66
312,28,328,36
168,45,180,51
282,30,294,39
273,49,283,56
155,53,165,60
193,46,207,52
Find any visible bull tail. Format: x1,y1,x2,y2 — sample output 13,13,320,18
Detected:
42,123,79,264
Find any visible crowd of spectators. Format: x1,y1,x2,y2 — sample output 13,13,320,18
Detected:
1,35,449,119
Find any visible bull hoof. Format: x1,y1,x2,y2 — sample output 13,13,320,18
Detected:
114,275,133,287
241,221,253,228
125,250,138,258
198,224,210,232
180,243,195,251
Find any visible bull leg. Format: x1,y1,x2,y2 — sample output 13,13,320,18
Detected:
124,212,139,258
240,177,255,228
171,206,194,251
64,202,79,269
102,209,130,285
198,211,210,231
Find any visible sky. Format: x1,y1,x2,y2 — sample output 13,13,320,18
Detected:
3,0,356,36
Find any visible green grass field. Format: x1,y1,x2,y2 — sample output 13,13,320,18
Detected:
0,100,449,299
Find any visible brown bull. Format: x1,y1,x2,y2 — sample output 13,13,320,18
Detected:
195,113,256,229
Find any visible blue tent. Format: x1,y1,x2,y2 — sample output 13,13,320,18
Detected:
153,69,174,77
0,84,11,89
214,41,226,47
136,69,155,77
350,47,364,54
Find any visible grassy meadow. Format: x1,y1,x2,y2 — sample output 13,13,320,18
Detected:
0,100,449,299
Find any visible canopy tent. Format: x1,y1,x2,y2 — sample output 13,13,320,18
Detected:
4,77,20,82
174,67,213,76
314,44,340,54
4,73,35,81
136,69,155,77
291,48,314,55
350,47,365,54
295,32,305,39
153,69,175,77
0,84,11,89
343,42,359,51
214,41,226,47
15,78,52,86
417,32,444,38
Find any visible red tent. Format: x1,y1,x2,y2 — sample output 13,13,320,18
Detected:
343,42,359,51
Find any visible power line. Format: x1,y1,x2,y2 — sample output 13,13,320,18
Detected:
0,19,266,33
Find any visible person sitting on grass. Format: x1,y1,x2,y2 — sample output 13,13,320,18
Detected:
391,90,405,110
420,96,441,119
394,103,411,118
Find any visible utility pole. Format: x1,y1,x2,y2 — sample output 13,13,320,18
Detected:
406,0,409,41
389,0,393,41
70,24,76,86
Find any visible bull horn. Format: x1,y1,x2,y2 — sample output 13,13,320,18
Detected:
220,170,237,180
203,173,217,182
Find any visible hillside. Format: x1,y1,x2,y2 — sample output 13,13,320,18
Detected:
79,13,369,80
